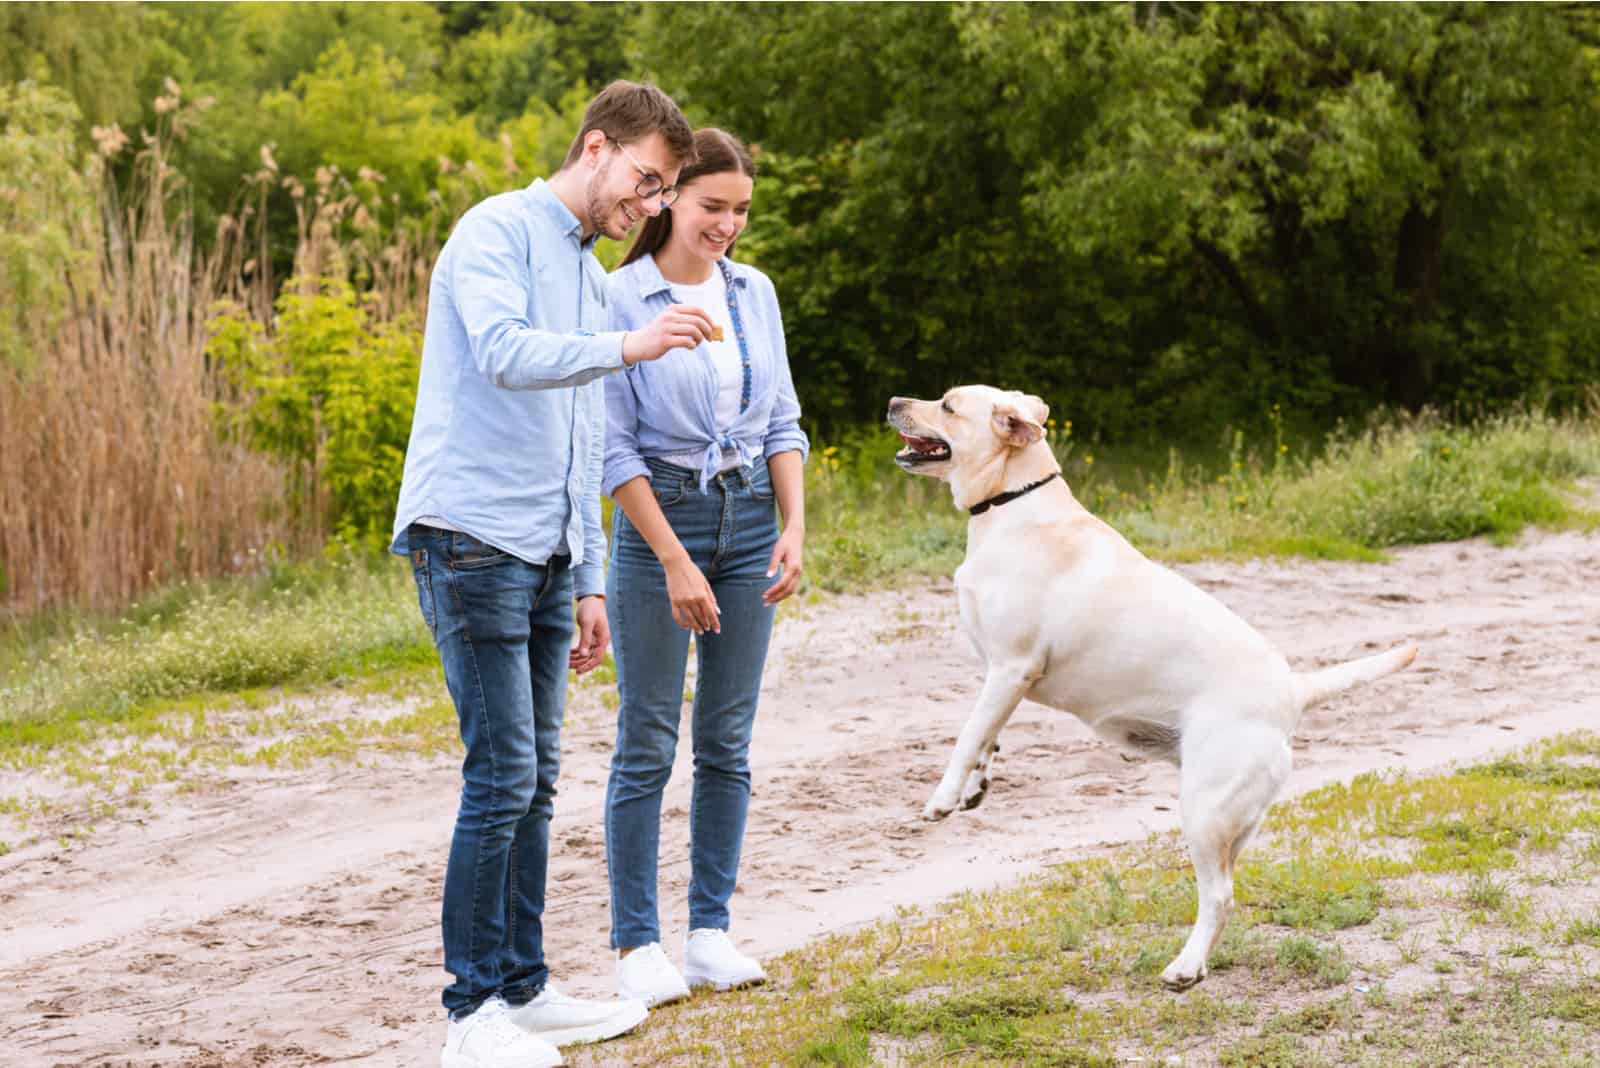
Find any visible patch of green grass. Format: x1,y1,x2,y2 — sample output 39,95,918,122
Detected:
849,983,1074,1059
1462,756,1600,791
1344,978,1600,1066
1272,737,1600,879
792,1023,871,1066
1092,405,1600,560
1275,935,1352,987
1237,852,1391,930
1563,914,1600,947
1543,986,1600,1025
1262,996,1356,1036
801,403,1600,592
1464,871,1510,911
1219,1030,1331,1067
0,553,433,747
569,732,1600,1067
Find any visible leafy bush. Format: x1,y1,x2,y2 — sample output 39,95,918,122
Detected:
209,277,419,547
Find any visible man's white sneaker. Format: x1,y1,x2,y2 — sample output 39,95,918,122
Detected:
615,942,691,1008
506,984,647,1047
683,928,767,992
441,997,563,1068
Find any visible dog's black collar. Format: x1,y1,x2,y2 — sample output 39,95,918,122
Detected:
969,473,1059,516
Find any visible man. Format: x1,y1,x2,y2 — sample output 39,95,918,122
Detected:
392,81,717,1068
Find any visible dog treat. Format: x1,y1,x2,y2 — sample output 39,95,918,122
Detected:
708,325,725,342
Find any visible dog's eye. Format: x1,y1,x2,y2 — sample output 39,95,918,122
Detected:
941,400,953,414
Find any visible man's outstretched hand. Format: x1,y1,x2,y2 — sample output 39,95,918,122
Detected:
621,304,716,365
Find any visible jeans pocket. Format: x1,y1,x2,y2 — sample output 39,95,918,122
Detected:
411,549,438,641
652,479,686,507
747,466,775,501
448,532,512,571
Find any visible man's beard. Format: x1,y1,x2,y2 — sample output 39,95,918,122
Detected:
584,163,620,237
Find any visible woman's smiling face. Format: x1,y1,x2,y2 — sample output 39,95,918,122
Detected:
666,168,754,264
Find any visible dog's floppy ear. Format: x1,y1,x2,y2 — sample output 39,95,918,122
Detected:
1024,393,1050,425
991,403,1045,449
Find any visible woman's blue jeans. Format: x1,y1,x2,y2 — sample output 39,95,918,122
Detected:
408,525,572,1019
604,457,779,949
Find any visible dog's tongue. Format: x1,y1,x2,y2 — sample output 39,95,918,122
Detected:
899,432,941,453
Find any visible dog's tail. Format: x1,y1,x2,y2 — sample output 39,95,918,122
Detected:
1293,643,1418,711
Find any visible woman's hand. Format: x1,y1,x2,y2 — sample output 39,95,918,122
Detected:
763,525,804,606
666,556,721,634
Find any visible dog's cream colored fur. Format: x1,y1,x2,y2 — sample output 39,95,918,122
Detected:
888,385,1416,990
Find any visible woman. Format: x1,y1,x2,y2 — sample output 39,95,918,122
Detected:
601,127,808,1007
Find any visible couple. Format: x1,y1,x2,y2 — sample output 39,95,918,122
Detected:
389,81,807,1068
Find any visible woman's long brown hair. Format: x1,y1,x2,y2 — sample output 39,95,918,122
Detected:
620,127,757,268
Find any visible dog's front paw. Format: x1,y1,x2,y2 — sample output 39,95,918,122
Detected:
1158,960,1207,992
922,795,956,822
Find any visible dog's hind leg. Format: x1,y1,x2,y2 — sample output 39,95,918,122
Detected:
1160,722,1291,991
924,661,1036,821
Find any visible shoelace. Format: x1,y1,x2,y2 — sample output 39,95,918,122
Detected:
468,1001,537,1048
690,931,745,964
623,944,683,985
629,945,672,970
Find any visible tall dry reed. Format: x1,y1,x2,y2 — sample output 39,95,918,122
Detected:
0,89,303,621
0,84,535,623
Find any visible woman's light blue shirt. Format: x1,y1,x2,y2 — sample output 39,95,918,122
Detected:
603,254,809,497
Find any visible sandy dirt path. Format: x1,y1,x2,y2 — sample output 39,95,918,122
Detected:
3,530,1598,1066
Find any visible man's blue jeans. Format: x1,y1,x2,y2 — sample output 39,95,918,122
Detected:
604,458,779,949
408,524,572,1019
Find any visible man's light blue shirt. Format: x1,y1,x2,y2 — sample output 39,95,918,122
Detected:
390,179,626,599
602,254,809,497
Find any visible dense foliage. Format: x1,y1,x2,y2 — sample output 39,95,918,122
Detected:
3,3,1600,612
6,2,1597,439
636,3,1600,434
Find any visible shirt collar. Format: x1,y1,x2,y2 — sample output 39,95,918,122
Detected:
526,178,599,251
633,253,750,300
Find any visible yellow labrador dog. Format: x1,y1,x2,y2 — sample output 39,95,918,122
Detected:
887,385,1415,991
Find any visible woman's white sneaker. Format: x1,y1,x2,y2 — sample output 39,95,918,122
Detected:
683,929,767,991
615,942,691,1007
505,984,647,1047
441,996,564,1068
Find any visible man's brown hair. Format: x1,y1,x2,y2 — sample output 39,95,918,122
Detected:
562,80,695,169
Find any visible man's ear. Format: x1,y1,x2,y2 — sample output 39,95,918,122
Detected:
581,128,608,166
992,404,1045,448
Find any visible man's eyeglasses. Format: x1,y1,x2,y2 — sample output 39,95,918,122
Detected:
609,138,679,207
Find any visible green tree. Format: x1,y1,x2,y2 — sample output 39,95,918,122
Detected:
0,83,98,371
638,3,1140,433
1,3,154,128
439,2,642,125
962,3,1600,412
642,3,1600,437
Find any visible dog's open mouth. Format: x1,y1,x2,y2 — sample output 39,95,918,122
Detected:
895,431,952,465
